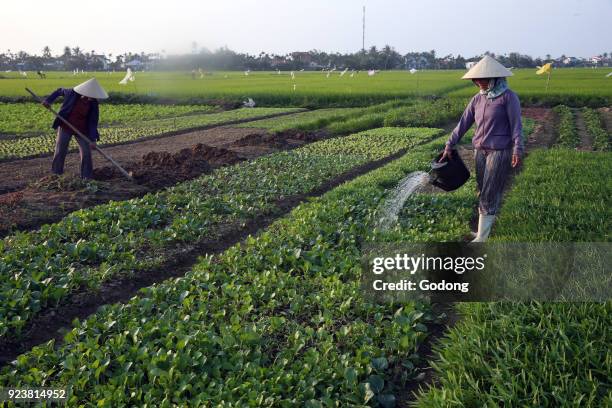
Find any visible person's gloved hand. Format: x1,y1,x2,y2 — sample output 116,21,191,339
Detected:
439,148,453,162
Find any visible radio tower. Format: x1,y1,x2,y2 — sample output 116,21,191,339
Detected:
362,6,366,52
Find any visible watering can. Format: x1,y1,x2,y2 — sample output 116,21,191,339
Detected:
429,150,470,192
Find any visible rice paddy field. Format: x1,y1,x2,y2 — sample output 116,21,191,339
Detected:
1,68,610,106
0,66,610,406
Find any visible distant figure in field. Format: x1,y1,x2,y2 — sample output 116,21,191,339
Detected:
42,78,108,179
37,70,46,79
440,55,523,242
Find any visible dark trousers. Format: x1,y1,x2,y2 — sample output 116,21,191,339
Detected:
475,148,512,215
51,127,93,179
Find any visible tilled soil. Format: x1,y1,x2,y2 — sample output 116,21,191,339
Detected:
93,143,241,187
522,107,557,148
574,110,593,151
0,128,327,237
0,127,259,194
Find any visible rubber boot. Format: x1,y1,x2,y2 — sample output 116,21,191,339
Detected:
471,214,496,243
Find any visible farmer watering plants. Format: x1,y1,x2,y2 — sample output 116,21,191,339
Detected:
440,55,523,242
42,78,109,179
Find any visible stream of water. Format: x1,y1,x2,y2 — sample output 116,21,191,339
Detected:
376,171,430,231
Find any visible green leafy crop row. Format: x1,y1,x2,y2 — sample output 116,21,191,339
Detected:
236,98,428,135
581,107,610,151
552,105,579,148
0,107,303,160
0,102,219,138
328,98,466,136
0,134,468,406
236,108,361,133
0,127,442,339
494,148,611,241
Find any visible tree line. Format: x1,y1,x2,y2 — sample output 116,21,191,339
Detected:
1,45,609,71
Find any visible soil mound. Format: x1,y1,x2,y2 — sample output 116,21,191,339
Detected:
231,129,325,148
232,133,286,148
93,143,243,187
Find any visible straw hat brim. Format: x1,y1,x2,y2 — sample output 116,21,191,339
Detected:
462,55,513,79
74,78,109,99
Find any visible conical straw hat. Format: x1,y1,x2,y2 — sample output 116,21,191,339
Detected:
73,78,109,99
462,55,513,79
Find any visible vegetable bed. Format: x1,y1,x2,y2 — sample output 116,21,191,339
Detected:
0,134,477,406
0,102,219,138
0,127,442,339
582,107,610,151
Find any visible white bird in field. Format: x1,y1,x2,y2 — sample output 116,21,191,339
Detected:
19,70,27,77
299,69,305,71
409,68,417,74
198,68,204,79
291,71,295,79
119,68,135,85
243,97,256,107
606,72,612,78
340,68,349,77
277,69,281,75
244,70,250,76
368,69,377,76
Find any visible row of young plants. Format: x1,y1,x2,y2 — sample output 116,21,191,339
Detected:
327,98,467,136
552,105,579,148
581,107,610,151
0,107,303,160
414,148,611,407
236,98,428,135
236,108,362,133
0,135,473,406
0,127,443,339
237,97,466,139
0,102,219,138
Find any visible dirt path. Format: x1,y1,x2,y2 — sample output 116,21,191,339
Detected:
598,107,612,134
574,109,593,151
0,142,433,365
0,128,323,237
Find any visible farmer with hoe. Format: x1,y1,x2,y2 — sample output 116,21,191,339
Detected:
42,78,109,179
440,55,523,242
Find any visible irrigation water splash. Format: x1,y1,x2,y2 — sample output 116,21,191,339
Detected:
376,171,430,231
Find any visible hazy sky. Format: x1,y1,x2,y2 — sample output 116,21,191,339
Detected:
2,0,610,58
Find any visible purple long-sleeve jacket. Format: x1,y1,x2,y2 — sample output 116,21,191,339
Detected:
445,90,523,156
44,88,100,141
